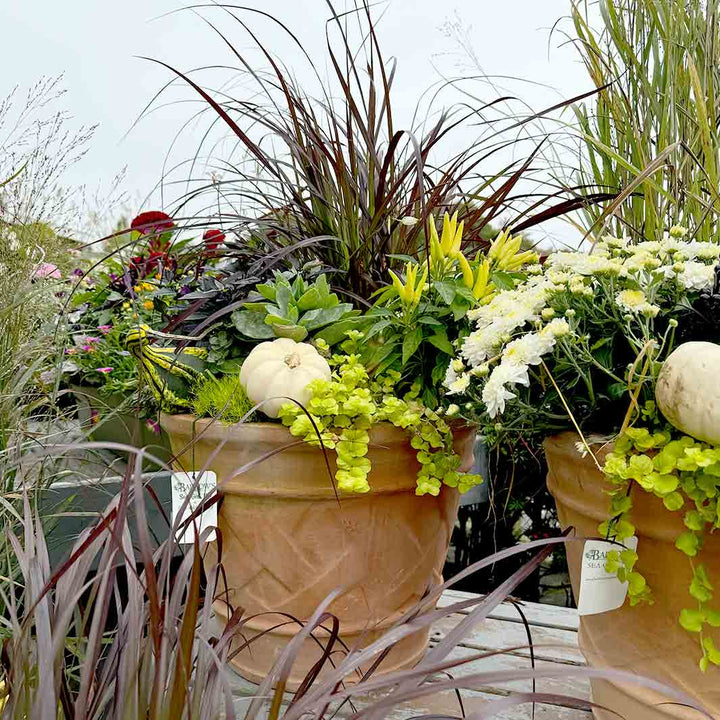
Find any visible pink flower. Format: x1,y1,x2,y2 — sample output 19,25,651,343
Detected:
81,345,94,352
85,336,101,344
90,409,100,425
98,325,112,335
96,367,114,374
33,262,61,280
145,419,161,434
65,348,77,356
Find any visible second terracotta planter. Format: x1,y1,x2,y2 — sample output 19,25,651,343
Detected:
161,415,475,687
545,432,720,720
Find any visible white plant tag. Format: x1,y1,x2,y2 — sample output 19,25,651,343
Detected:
171,471,218,544
577,536,638,616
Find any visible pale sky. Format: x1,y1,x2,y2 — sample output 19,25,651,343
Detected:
0,1,594,245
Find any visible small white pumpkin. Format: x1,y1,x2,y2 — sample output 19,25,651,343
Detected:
239,338,331,418
656,341,720,444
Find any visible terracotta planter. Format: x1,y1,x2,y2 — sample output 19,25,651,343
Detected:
545,432,720,720
73,385,173,469
160,414,475,687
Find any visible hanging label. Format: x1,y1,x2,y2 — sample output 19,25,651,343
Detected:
577,536,638,616
170,470,218,544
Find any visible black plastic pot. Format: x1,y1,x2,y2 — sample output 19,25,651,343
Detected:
72,385,173,469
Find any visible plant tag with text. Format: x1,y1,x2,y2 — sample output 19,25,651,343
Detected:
171,471,217,544
577,536,638,616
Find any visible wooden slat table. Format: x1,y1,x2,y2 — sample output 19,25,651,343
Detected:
228,588,589,719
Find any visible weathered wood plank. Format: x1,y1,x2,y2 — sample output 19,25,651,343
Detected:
430,613,585,664
224,589,588,719
439,589,580,632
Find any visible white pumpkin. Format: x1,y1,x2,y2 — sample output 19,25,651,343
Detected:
239,338,331,418
656,341,720,444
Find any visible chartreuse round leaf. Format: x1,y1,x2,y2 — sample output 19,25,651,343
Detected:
676,530,701,557
680,608,705,633
663,492,684,511
278,348,481,498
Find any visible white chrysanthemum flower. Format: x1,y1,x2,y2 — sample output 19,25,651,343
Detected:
481,363,530,418
549,252,623,276
443,362,458,389
669,225,689,238
542,318,571,337
616,289,648,312
448,372,471,395
633,241,661,255
674,241,720,263
461,324,507,366
502,332,555,367
677,261,714,291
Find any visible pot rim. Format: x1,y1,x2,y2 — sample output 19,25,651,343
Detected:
160,412,477,444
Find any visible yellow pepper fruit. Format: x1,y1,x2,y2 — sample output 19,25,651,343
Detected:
440,211,464,257
388,269,409,302
472,259,492,301
457,252,474,289
389,262,429,308
412,265,428,307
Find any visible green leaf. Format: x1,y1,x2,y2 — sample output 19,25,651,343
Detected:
318,293,340,309
243,302,268,313
620,548,638,571
291,274,305,296
402,327,424,366
316,274,330,298
433,281,456,304
450,299,469,321
272,324,308,341
432,357,449,386
275,282,293,316
604,550,621,573
663,492,684,511
652,473,679,495
314,316,368,346
491,271,516,290
418,316,443,326
386,253,417,263
255,282,276,301
375,350,402,375
364,319,392,341
690,577,714,603
427,332,455,355
703,636,720,664
231,310,275,339
300,304,354,330
454,285,475,303
684,510,705,532
680,607,705,633
363,341,398,371
296,287,322,310
627,571,646,595
265,314,290,326
676,530,701,557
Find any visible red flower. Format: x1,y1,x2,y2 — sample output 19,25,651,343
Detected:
203,229,225,255
131,211,175,237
